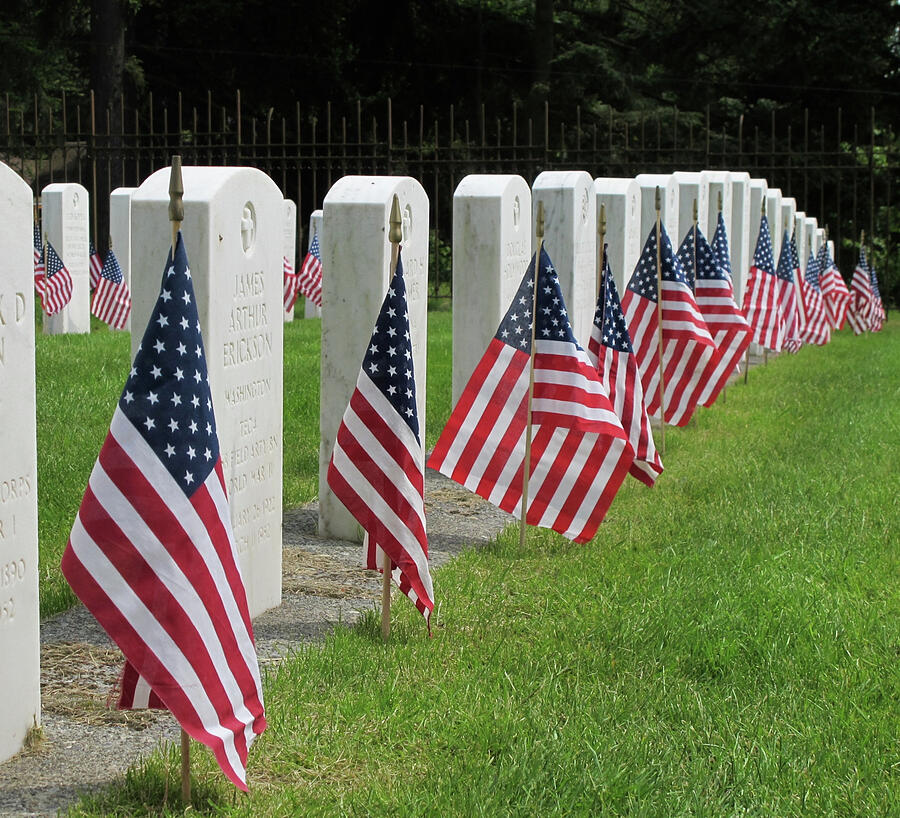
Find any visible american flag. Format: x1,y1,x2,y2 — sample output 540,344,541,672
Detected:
846,246,874,335
711,211,733,283
89,240,104,290
868,261,886,332
676,223,752,407
621,223,716,427
296,231,323,308
775,232,803,353
91,247,132,330
39,242,74,315
817,243,851,330
799,249,831,346
61,232,266,791
33,223,45,279
741,215,784,351
282,255,298,312
587,250,663,487
428,247,634,544
327,253,434,624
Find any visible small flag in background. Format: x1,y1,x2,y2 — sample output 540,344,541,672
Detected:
89,241,104,290
91,248,132,329
817,243,851,330
61,232,266,790
799,249,831,346
677,224,751,407
282,255,298,312
621,223,716,427
39,242,74,315
429,247,634,544
296,231,323,308
846,246,874,335
327,252,434,624
741,215,784,352
33,223,45,279
775,233,803,353
587,251,662,487
868,260,886,332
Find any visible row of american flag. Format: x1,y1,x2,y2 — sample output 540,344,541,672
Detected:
59,202,886,793
31,224,132,329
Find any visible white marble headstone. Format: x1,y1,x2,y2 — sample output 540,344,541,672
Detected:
594,177,641,292
452,174,531,405
282,199,297,323
319,176,428,541
304,210,323,319
700,170,732,244
635,174,679,249
827,239,836,265
748,178,769,256
805,217,819,264
672,171,710,248
794,212,808,274
532,171,596,345
729,172,752,305
0,161,41,763
41,182,90,335
780,198,797,251
130,166,284,618
109,187,137,331
765,189,783,265
815,228,826,257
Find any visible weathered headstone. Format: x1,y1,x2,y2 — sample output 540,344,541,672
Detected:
765,188,783,264
282,199,297,322
319,176,428,541
636,173,679,249
700,170,731,242
109,186,137,331
452,174,531,405
780,197,797,248
594,177,641,292
41,182,90,335
0,161,41,763
672,171,710,247
794,211,808,274
729,172,752,305
532,171,596,344
304,210,323,319
130,166,284,618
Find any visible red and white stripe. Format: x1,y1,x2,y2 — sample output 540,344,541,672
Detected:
622,281,717,427
296,250,323,308
846,262,873,335
90,246,104,290
798,276,831,346
92,277,131,329
742,263,784,351
41,243,74,316
428,338,633,544
62,410,266,791
819,260,851,330
282,255,298,312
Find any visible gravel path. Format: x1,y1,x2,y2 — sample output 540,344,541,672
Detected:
0,469,513,817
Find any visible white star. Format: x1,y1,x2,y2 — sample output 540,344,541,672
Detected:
123,391,134,404
195,345,202,358
369,362,379,374
206,422,212,435
147,391,159,405
186,446,196,460
184,471,194,485
518,296,527,306
387,384,397,395
164,443,176,458
180,316,189,330
387,346,397,357
151,365,162,379
191,395,200,408
194,370,202,383
388,287,395,297
171,393,182,407
161,289,172,302
406,407,414,417
184,266,192,279
168,418,179,433
542,328,550,336
130,366,137,378
204,448,212,461
156,314,169,328
387,326,397,337
166,265,175,278
182,291,191,305
369,343,378,355
189,420,198,433
387,307,396,318
207,398,212,410
144,416,155,430
388,365,397,376
154,339,165,354
177,342,187,356
174,367,184,381
405,387,413,399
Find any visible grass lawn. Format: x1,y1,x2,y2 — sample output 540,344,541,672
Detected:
59,319,899,816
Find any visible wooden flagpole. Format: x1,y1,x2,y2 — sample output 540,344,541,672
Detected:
518,201,545,551
654,187,666,457
167,154,191,808
597,203,606,298
691,198,698,293
718,192,727,403
381,194,403,642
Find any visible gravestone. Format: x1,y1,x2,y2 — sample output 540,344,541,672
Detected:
804,217,819,263
794,211,808,274
109,186,137,331
532,171,596,345
452,174,531,405
41,182,90,335
130,166,284,619
729,172,752,305
765,188,783,264
748,178,769,253
780,198,797,248
282,199,297,322
827,239,836,265
672,171,710,248
636,174,679,249
815,228,826,257
700,170,731,242
319,176,428,541
304,210,323,319
594,177,641,292
0,161,41,764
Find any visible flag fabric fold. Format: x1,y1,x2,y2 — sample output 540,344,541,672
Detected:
621,223,717,427
846,246,874,335
61,232,266,791
741,215,785,351
817,243,851,330
296,231,323,308
429,247,634,544
775,232,803,353
91,248,132,329
677,221,752,406
33,223,45,282
89,241,104,290
587,251,663,487
38,242,74,315
798,249,831,346
327,252,435,623
283,254,298,312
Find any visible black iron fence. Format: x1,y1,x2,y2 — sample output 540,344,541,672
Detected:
2,90,896,302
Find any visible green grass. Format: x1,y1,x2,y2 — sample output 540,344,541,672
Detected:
65,323,899,815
